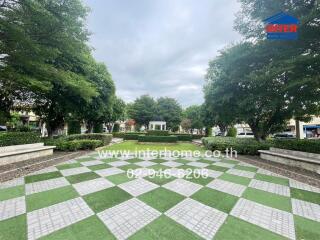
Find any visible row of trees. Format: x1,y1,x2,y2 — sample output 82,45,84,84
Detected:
0,0,124,136
126,95,207,132
204,0,320,141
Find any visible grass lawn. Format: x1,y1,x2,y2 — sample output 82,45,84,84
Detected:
103,140,204,152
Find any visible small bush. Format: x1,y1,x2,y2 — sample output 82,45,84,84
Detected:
123,133,144,140
93,123,103,133
146,130,169,136
0,132,41,147
51,139,103,151
113,123,120,132
66,133,112,145
68,120,81,135
226,127,237,137
138,135,178,143
112,132,125,138
274,139,320,154
192,134,205,139
174,134,192,141
202,137,272,155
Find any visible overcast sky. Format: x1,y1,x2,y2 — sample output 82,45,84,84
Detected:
84,0,241,107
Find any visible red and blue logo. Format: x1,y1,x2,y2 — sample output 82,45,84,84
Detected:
264,12,299,40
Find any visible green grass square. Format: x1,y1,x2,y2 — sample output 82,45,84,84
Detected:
26,186,79,212
291,188,320,204
197,159,214,164
191,187,238,213
255,173,289,186
119,164,140,171
145,175,176,185
0,215,26,240
242,188,292,212
219,173,251,186
100,157,119,163
138,187,185,212
66,172,100,184
207,165,229,172
41,216,116,240
184,176,214,186
106,173,133,185
147,164,170,171
177,165,197,170
87,164,111,171
126,158,143,163
294,215,320,240
150,159,167,164
0,185,25,201
56,162,82,170
221,159,239,164
83,187,132,213
175,159,189,164
129,215,202,240
25,171,62,183
234,165,258,172
76,157,96,162
214,216,286,240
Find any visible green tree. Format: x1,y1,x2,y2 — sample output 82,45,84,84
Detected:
127,95,157,129
204,1,320,141
104,97,126,132
157,97,182,131
183,105,204,133
0,0,107,136
180,118,192,132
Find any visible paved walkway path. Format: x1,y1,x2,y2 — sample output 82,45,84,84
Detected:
0,152,320,239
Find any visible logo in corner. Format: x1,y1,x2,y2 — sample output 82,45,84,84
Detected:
264,12,299,40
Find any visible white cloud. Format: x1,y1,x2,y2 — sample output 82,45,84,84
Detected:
84,0,241,107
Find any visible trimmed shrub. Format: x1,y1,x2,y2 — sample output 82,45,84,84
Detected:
138,135,178,143
146,130,169,136
112,132,125,138
226,127,237,137
205,127,212,137
174,134,192,141
49,139,103,151
202,137,272,155
123,133,144,140
192,134,205,139
274,139,320,154
113,123,120,132
66,133,112,145
93,123,103,133
0,132,41,147
67,120,81,135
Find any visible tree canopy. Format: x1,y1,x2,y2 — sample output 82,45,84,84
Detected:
0,0,116,134
204,0,320,140
128,95,183,131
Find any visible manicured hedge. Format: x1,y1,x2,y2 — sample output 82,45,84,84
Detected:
202,137,272,155
0,132,41,147
138,135,178,143
123,133,144,140
112,132,125,138
45,133,111,151
46,139,103,151
66,133,112,145
191,134,205,139
274,139,320,154
146,130,169,136
174,134,192,141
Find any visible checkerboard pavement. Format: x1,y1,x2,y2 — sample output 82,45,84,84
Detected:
1,152,320,240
